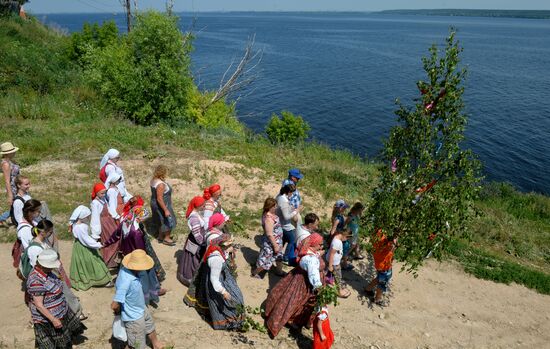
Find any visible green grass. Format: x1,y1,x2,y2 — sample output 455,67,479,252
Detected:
1,15,549,294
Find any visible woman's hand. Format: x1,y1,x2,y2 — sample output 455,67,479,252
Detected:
52,317,62,329
222,291,231,301
164,209,171,217
320,333,326,342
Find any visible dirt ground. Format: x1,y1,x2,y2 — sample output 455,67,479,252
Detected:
1,159,549,348
0,236,549,349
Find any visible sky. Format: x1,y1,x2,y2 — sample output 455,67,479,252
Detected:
25,0,550,14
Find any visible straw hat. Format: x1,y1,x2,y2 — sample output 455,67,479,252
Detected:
0,142,19,155
37,249,61,269
122,249,154,271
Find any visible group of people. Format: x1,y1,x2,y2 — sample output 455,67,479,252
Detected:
2,142,397,349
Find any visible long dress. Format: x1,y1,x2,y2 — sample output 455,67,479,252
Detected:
264,252,325,337
98,199,120,268
103,221,164,303
177,212,206,286
69,223,111,291
185,246,244,330
150,180,177,236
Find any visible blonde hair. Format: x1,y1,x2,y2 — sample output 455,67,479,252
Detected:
153,165,168,180
15,175,29,189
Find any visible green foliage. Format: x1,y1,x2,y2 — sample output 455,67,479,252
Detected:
0,16,77,94
265,110,311,144
449,240,550,294
66,20,118,65
0,0,27,16
185,87,244,134
236,305,267,333
316,285,339,308
85,11,194,126
367,30,482,271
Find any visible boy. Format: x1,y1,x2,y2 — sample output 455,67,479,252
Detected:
365,229,396,305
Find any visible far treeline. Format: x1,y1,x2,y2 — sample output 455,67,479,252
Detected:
379,9,550,20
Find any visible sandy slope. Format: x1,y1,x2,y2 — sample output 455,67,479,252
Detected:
0,236,549,349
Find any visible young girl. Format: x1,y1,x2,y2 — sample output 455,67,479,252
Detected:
329,199,353,270
13,199,42,268
10,175,31,226
346,202,365,260
90,182,120,269
326,230,351,298
69,205,113,291
1,142,20,225
313,305,334,349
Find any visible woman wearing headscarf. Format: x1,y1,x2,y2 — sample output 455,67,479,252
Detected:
177,196,206,286
90,183,120,269
149,165,176,246
103,197,166,303
185,233,244,330
27,249,86,348
99,149,132,203
264,233,325,337
202,184,230,232
69,205,113,290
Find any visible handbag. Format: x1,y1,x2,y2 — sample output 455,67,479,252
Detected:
112,315,127,342
185,239,200,255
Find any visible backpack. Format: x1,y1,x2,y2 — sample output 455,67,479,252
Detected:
19,241,42,279
9,195,25,226
99,163,109,183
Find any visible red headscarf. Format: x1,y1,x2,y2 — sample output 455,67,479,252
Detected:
186,196,205,218
297,232,323,258
203,184,222,200
122,196,145,219
91,183,107,200
208,212,225,231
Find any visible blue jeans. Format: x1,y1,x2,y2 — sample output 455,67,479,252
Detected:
376,269,393,292
0,210,9,222
282,228,297,266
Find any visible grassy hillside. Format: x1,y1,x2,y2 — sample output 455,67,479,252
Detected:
1,15,548,294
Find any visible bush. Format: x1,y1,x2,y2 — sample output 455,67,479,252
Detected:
265,110,310,144
66,20,118,65
85,11,194,125
185,87,244,134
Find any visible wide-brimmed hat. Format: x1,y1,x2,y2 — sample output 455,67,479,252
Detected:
0,142,19,155
37,249,61,269
122,249,154,271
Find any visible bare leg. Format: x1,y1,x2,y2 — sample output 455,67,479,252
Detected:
147,330,164,349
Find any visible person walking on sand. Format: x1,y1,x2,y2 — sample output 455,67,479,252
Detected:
277,184,303,266
177,196,207,287
99,149,132,203
1,142,21,226
364,229,396,306
90,182,120,269
149,165,176,246
111,249,165,349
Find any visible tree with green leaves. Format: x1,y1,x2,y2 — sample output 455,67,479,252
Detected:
366,30,482,272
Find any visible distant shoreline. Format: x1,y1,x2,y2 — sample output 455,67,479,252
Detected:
377,9,550,20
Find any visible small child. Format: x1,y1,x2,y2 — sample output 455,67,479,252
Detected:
313,305,334,349
326,230,351,298
329,199,354,271
346,202,365,260
365,229,396,305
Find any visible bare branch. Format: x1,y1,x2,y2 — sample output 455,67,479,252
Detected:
203,34,262,110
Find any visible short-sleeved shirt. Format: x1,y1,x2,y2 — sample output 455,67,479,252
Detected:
326,238,343,266
26,268,68,323
373,232,394,271
113,267,146,322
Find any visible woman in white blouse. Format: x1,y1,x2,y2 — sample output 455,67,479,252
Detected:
69,205,113,291
12,199,41,269
100,149,132,203
90,182,120,269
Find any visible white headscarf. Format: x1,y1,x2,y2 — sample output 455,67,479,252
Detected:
105,172,122,188
100,149,120,169
69,205,91,225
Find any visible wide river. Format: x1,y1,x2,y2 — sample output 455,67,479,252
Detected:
41,12,550,194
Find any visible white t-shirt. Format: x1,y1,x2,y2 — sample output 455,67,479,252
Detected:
12,193,31,225
326,237,343,266
17,222,34,249
27,240,50,267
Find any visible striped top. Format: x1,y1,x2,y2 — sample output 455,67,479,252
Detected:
26,267,68,323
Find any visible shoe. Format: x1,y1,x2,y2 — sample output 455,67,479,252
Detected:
158,288,167,296
79,314,88,321
104,281,115,288
161,240,176,246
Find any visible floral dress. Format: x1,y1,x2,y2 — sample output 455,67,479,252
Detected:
256,213,284,271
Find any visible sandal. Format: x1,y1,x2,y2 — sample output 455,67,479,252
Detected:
338,289,351,298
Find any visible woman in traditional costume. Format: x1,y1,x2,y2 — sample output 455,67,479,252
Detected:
177,196,206,286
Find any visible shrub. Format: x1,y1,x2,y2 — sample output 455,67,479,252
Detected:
85,11,193,126
265,110,310,144
67,20,119,65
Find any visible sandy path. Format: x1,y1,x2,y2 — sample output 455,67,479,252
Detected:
1,235,549,349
